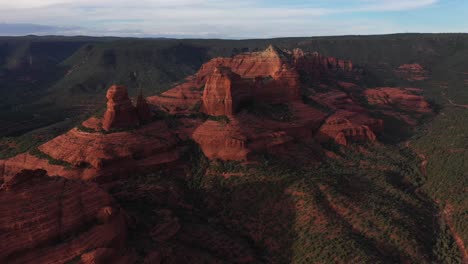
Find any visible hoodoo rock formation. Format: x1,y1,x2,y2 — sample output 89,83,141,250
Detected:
102,85,139,131
101,85,153,131
0,170,128,263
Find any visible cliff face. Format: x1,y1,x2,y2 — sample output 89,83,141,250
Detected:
147,45,353,117
292,49,353,79
0,170,128,264
196,45,286,84
202,67,251,116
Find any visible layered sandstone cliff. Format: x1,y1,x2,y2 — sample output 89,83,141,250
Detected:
147,45,352,117
202,67,251,116
0,170,129,264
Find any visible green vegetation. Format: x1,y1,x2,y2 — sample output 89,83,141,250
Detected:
243,102,294,121
76,124,97,133
29,147,72,168
207,115,230,124
176,141,460,263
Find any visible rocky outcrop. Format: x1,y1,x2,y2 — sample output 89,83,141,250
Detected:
201,63,301,116
196,45,286,84
365,87,432,125
202,67,251,116
257,64,301,103
293,49,353,79
396,64,428,81
308,87,384,146
0,170,128,263
102,85,139,131
197,45,353,85
316,110,382,146
148,46,352,116
0,120,181,181
147,76,204,114
365,87,431,113
193,103,326,160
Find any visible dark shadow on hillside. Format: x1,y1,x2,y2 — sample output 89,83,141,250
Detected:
109,169,298,263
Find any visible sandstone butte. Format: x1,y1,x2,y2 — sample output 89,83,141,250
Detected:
0,169,133,264
0,45,432,181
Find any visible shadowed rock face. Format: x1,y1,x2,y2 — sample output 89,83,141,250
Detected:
0,170,129,264
147,46,353,115
136,91,153,123
102,85,139,131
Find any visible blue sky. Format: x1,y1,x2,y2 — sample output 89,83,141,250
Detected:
0,0,466,38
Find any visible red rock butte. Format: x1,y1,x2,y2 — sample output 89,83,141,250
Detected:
0,45,432,181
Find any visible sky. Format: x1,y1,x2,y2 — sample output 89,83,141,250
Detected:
0,0,466,39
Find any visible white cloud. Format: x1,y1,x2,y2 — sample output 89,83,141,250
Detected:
353,0,438,11
0,0,441,38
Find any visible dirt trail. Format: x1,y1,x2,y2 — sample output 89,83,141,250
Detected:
406,141,467,262
405,141,428,177
441,86,468,109
447,99,468,110
442,204,468,263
